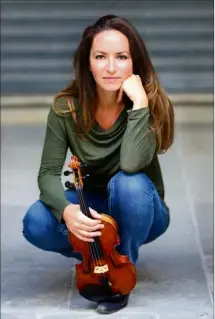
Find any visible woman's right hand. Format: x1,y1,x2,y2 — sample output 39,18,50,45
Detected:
62,204,104,242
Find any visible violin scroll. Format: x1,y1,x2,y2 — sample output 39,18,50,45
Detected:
64,156,89,189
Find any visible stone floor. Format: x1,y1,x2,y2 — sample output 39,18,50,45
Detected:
1,110,214,318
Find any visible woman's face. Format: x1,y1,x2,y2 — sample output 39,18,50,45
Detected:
89,30,133,92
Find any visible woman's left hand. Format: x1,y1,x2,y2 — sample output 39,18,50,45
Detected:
117,74,148,109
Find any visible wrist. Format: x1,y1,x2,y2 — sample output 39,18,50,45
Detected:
63,203,78,221
132,100,148,110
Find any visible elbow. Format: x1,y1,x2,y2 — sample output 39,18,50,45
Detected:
120,164,139,174
37,169,51,191
37,169,45,189
120,153,155,174
37,172,42,189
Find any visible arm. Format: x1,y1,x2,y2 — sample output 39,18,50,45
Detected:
120,107,156,173
117,74,156,173
37,107,71,223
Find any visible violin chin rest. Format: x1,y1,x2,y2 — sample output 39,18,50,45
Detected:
79,284,121,303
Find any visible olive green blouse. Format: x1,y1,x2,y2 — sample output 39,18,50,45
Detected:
38,97,165,222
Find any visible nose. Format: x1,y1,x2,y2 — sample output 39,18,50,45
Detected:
106,57,116,73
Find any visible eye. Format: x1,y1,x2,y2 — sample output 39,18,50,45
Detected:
95,55,105,59
118,55,128,60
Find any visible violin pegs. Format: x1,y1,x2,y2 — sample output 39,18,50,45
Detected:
65,181,74,189
64,170,73,176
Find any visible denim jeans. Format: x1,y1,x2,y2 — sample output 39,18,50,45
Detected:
23,171,170,265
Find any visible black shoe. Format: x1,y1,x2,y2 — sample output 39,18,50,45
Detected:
96,293,130,314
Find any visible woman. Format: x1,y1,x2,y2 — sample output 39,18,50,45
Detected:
23,15,174,314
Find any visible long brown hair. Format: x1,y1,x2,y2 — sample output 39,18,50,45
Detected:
53,14,174,154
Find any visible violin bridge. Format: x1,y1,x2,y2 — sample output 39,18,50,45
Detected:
94,264,109,274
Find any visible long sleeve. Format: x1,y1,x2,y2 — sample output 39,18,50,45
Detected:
120,107,156,173
37,107,71,223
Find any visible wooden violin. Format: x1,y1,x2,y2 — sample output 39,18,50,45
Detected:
65,156,137,302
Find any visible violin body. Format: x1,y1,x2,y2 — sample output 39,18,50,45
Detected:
68,213,136,301
65,156,137,302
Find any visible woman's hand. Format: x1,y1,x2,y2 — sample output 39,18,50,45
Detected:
117,74,148,110
63,204,104,242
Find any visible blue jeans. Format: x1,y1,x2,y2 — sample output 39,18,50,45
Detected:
23,171,170,265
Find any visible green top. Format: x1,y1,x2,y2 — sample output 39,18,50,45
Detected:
38,97,165,222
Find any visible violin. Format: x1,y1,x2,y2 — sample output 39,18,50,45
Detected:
64,156,137,302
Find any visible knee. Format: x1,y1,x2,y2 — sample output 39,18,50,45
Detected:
23,200,56,243
107,171,155,222
108,171,155,201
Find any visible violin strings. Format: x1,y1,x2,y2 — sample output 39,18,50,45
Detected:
76,187,101,267
76,187,98,267
77,187,103,265
78,187,108,285
77,186,107,284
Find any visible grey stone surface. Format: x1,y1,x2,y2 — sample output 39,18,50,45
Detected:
1,120,213,318
176,123,214,298
1,315,37,319
40,311,159,319
1,204,76,311
195,202,213,256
